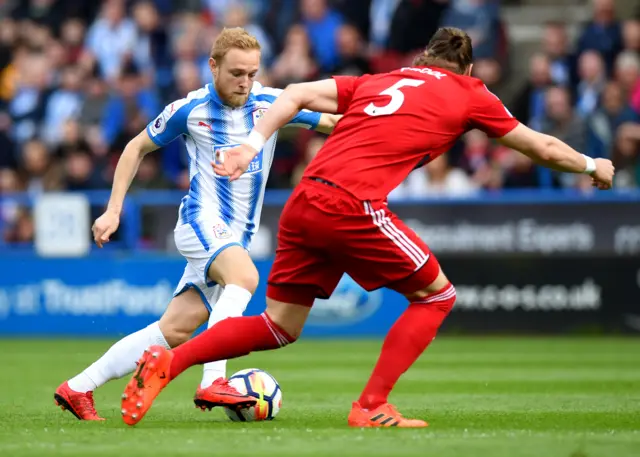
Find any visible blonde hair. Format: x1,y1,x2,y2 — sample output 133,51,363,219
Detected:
210,27,261,62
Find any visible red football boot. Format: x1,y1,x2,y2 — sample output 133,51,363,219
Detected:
54,381,105,421
194,377,257,411
348,401,428,428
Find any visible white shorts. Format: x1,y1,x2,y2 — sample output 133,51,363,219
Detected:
172,217,243,311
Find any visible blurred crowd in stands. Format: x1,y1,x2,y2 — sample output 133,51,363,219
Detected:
0,0,640,242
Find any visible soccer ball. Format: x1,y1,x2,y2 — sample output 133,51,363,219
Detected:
224,368,282,422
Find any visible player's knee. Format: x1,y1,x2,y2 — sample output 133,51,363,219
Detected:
407,283,457,314
230,269,259,294
159,325,191,348
218,264,259,294
159,309,205,347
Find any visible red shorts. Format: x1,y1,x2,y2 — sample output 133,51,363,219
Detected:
267,178,441,307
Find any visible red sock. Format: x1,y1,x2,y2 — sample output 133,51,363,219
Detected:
358,283,456,410
169,313,294,380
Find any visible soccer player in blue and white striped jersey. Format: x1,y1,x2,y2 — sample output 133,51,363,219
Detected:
54,28,340,420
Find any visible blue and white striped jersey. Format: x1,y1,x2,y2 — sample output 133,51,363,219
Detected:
146,82,321,250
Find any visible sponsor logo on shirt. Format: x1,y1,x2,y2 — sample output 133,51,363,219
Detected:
213,143,263,175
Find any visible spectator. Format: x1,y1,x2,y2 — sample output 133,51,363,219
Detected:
173,60,204,98
330,24,371,77
622,19,640,53
80,65,110,130
85,0,142,81
270,25,318,87
472,58,502,92
54,119,92,160
41,65,84,145
502,149,539,189
612,122,640,188
614,51,640,113
60,18,86,66
261,0,299,51
0,18,18,74
62,147,106,191
3,207,34,243
511,53,553,131
0,111,16,169
222,5,273,67
300,0,344,72
133,1,173,102
457,129,493,176
586,81,640,159
575,50,606,117
201,0,269,25
575,0,623,75
542,21,572,87
540,86,587,188
0,167,21,242
101,61,159,148
9,52,51,146
12,0,65,35
19,138,61,193
389,154,477,199
369,0,402,50
387,0,448,54
441,0,501,60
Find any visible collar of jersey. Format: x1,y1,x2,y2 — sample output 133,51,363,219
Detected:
207,83,224,106
207,83,254,109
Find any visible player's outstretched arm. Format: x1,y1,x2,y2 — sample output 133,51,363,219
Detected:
315,113,343,134
497,123,615,190
253,79,339,142
213,79,340,180
93,130,158,248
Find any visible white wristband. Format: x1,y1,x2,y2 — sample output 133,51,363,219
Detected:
582,154,596,174
246,131,266,152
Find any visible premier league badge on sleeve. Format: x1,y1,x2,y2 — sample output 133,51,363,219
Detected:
150,113,166,135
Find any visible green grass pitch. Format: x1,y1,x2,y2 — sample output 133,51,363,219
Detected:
0,338,638,457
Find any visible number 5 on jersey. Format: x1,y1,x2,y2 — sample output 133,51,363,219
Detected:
364,78,425,116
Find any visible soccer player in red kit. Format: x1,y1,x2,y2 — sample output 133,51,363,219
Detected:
119,28,615,427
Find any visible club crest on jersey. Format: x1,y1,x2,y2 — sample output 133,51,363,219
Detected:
252,108,267,124
213,224,231,239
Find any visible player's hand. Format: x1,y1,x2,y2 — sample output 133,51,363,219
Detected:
590,158,615,190
212,144,257,181
92,210,120,248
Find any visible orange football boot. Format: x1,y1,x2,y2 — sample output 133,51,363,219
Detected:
120,345,173,426
194,377,257,411
54,381,105,421
347,401,428,428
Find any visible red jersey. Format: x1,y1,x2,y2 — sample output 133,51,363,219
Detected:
303,66,519,201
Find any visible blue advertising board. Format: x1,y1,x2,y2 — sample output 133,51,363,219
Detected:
0,256,405,338
0,254,636,337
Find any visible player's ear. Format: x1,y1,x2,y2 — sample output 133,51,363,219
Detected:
209,57,218,79
465,63,473,77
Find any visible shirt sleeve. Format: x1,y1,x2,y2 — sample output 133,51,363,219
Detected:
286,109,321,129
468,84,519,138
255,86,322,130
332,75,360,114
146,99,191,147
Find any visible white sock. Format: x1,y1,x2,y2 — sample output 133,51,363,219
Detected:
200,284,252,388
67,321,170,393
